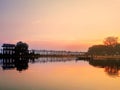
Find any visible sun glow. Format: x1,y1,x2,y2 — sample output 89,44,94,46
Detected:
1,0,120,51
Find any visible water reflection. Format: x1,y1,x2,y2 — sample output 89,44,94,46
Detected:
0,57,75,72
89,60,120,77
0,57,120,77
29,57,76,63
1,57,29,72
0,58,120,90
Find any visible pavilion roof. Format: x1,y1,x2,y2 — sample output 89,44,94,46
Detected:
2,44,15,47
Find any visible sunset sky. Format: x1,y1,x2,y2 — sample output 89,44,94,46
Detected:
0,0,120,51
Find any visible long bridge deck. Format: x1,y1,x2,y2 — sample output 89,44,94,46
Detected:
0,49,92,60
29,50,86,56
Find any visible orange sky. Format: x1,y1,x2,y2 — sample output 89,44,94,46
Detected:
1,0,120,51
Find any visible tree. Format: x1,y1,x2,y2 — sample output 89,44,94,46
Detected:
114,44,120,55
88,45,107,55
104,36,118,46
88,36,120,55
15,41,29,55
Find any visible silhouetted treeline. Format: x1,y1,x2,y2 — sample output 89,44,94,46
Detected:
15,41,29,56
88,36,120,55
88,44,120,55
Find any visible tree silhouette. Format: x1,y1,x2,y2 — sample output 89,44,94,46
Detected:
104,36,118,46
88,36,120,55
15,41,29,56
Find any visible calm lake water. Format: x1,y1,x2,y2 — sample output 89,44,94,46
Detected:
0,57,120,90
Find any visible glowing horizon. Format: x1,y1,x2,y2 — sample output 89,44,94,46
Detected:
1,0,120,51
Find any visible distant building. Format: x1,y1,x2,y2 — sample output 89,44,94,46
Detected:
2,44,15,55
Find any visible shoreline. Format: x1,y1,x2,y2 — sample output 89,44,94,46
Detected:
93,55,120,60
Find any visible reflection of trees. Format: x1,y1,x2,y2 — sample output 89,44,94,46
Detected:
15,57,29,71
105,66,119,76
89,60,120,77
1,57,75,71
1,57,29,72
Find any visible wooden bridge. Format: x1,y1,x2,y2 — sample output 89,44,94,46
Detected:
29,49,86,57
0,49,92,60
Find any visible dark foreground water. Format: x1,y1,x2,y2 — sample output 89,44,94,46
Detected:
0,57,120,90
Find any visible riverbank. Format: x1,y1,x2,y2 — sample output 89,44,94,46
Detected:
93,55,120,60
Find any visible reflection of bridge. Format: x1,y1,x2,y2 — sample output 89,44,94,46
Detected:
0,57,76,72
29,57,76,63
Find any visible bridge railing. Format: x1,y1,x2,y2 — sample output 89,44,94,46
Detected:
29,50,86,56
